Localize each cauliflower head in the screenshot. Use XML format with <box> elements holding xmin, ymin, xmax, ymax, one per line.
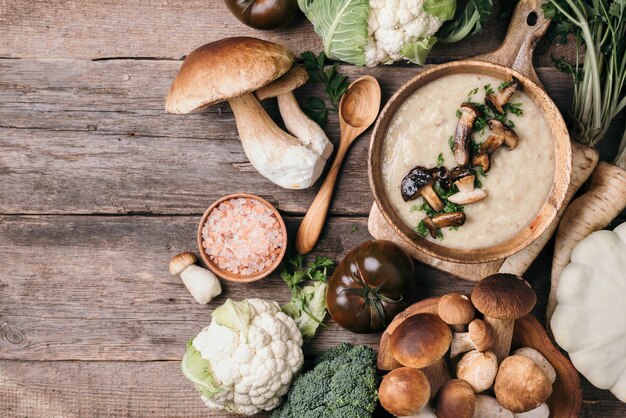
<box><xmin>182</xmin><ymin>298</ymin><xmax>304</xmax><ymax>415</ymax></box>
<box><xmin>366</xmin><ymin>0</ymin><xmax>445</xmax><ymax>66</ymax></box>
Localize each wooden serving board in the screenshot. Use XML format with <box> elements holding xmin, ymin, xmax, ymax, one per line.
<box><xmin>369</xmin><ymin>142</ymin><xmax>598</xmax><ymax>281</ymax></box>
<box><xmin>376</xmin><ymin>298</ymin><xmax>583</xmax><ymax>417</ymax></box>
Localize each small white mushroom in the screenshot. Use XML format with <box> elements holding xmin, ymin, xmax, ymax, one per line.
<box><xmin>401</xmin><ymin>404</ymin><xmax>437</xmax><ymax>418</ymax></box>
<box><xmin>457</xmin><ymin>350</ymin><xmax>498</xmax><ymax>393</ymax></box>
<box><xmin>513</xmin><ymin>347</ymin><xmax>556</xmax><ymax>384</ymax></box>
<box><xmin>473</xmin><ymin>395</ymin><xmax>515</xmax><ymax>418</ymax></box>
<box><xmin>514</xmin><ymin>403</ymin><xmax>549</xmax><ymax>418</ymax></box>
<box><xmin>169</xmin><ymin>252</ymin><xmax>222</xmax><ymax>304</ymax></box>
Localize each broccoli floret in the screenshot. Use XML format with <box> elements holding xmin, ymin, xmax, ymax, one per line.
<box><xmin>273</xmin><ymin>343</ymin><xmax>378</xmax><ymax>418</ymax></box>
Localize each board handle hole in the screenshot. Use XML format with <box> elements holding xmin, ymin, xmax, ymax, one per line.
<box><xmin>527</xmin><ymin>11</ymin><xmax>538</xmax><ymax>26</ymax></box>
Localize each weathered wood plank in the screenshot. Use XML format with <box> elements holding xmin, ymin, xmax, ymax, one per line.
<box><xmin>5</xmin><ymin>59</ymin><xmax>623</xmax><ymax>216</ymax></box>
<box><xmin>0</xmin><ymin>215</ymin><xmax>472</xmax><ymax>361</ymax></box>
<box><xmin>0</xmin><ymin>0</ymin><xmax>539</xmax><ymax>63</ymax></box>
<box><xmin>0</xmin><ymin>360</ymin><xmax>622</xmax><ymax>418</ymax></box>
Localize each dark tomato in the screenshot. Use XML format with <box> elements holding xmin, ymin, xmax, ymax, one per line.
<box><xmin>327</xmin><ymin>240</ymin><xmax>415</xmax><ymax>334</ymax></box>
<box><xmin>224</xmin><ymin>0</ymin><xmax>299</xmax><ymax>30</ymax></box>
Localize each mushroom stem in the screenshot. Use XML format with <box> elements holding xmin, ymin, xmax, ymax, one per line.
<box><xmin>482</xmin><ymin>316</ymin><xmax>514</xmax><ymax>364</ymax></box>
<box><xmin>450</xmin><ymin>332</ymin><xmax>474</xmax><ymax>358</ymax></box>
<box><xmin>228</xmin><ymin>93</ymin><xmax>325</xmax><ymax>189</ymax></box>
<box><xmin>421</xmin><ymin>184</ymin><xmax>445</xmax><ymax>212</ymax></box>
<box><xmin>276</xmin><ymin>92</ymin><xmax>334</xmax><ymax>159</ymax></box>
<box><xmin>474</xmin><ymin>395</ymin><xmax>515</xmax><ymax>418</ymax></box>
<box><xmin>169</xmin><ymin>252</ymin><xmax>222</xmax><ymax>304</ymax></box>
<box><xmin>448</xmin><ymin>188</ymin><xmax>487</xmax><ymax>205</ymax></box>
<box><xmin>422</xmin><ymin>358</ymin><xmax>452</xmax><ymax>400</ymax></box>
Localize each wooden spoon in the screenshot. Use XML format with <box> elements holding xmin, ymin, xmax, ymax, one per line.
<box><xmin>295</xmin><ymin>75</ymin><xmax>381</xmax><ymax>255</ymax></box>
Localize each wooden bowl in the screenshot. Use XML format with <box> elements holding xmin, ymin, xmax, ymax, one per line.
<box><xmin>377</xmin><ymin>297</ymin><xmax>582</xmax><ymax>417</ymax></box>
<box><xmin>368</xmin><ymin>61</ymin><xmax>571</xmax><ymax>264</ymax></box>
<box><xmin>196</xmin><ymin>193</ymin><xmax>287</xmax><ymax>283</ymax></box>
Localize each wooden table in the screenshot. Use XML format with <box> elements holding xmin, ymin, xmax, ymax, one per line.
<box><xmin>1</xmin><ymin>1</ymin><xmax>624</xmax><ymax>417</ymax></box>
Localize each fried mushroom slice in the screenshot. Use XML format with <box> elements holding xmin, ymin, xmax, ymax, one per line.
<box><xmin>485</xmin><ymin>77</ymin><xmax>521</xmax><ymax>114</ymax></box>
<box><xmin>424</xmin><ymin>212</ymin><xmax>466</xmax><ymax>238</ymax></box>
<box><xmin>401</xmin><ymin>166</ymin><xmax>445</xmax><ymax>212</ymax></box>
<box><xmin>454</xmin><ymin>103</ymin><xmax>482</xmax><ymax>165</ymax></box>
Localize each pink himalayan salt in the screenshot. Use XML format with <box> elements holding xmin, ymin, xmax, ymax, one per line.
<box><xmin>202</xmin><ymin>198</ymin><xmax>284</xmax><ymax>276</ymax></box>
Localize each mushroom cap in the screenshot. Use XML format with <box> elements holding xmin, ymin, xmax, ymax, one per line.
<box><xmin>401</xmin><ymin>166</ymin><xmax>437</xmax><ymax>201</ymax></box>
<box><xmin>494</xmin><ymin>355</ymin><xmax>553</xmax><ymax>413</ymax></box>
<box><xmin>169</xmin><ymin>252</ymin><xmax>196</xmax><ymax>275</ymax></box>
<box><xmin>438</xmin><ymin>293</ymin><xmax>475</xmax><ymax>326</ymax></box>
<box><xmin>513</xmin><ymin>347</ymin><xmax>556</xmax><ymax>384</ymax></box>
<box><xmin>468</xmin><ymin>319</ymin><xmax>494</xmax><ymax>352</ymax></box>
<box><xmin>435</xmin><ymin>379</ymin><xmax>476</xmax><ymax>418</ymax></box>
<box><xmin>165</xmin><ymin>37</ymin><xmax>294</xmax><ymax>114</ymax></box>
<box><xmin>456</xmin><ymin>350</ymin><xmax>498</xmax><ymax>393</ymax></box>
<box><xmin>471</xmin><ymin>273</ymin><xmax>536</xmax><ymax>320</ymax></box>
<box><xmin>379</xmin><ymin>367</ymin><xmax>430</xmax><ymax>416</ymax></box>
<box><xmin>390</xmin><ymin>313</ymin><xmax>452</xmax><ymax>368</ymax></box>
<box><xmin>474</xmin><ymin>395</ymin><xmax>515</xmax><ymax>418</ymax></box>
<box><xmin>255</xmin><ymin>64</ymin><xmax>309</xmax><ymax>101</ymax></box>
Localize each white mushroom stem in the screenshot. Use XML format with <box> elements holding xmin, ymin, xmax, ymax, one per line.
<box><xmin>451</xmin><ymin>332</ymin><xmax>475</xmax><ymax>358</ymax></box>
<box><xmin>228</xmin><ymin>93</ymin><xmax>326</xmax><ymax>189</ymax></box>
<box><xmin>456</xmin><ymin>350</ymin><xmax>498</xmax><ymax>393</ymax></box>
<box><xmin>514</xmin><ymin>403</ymin><xmax>549</xmax><ymax>418</ymax></box>
<box><xmin>483</xmin><ymin>316</ymin><xmax>514</xmax><ymax>364</ymax></box>
<box><xmin>474</xmin><ymin>395</ymin><xmax>515</xmax><ymax>418</ymax></box>
<box><xmin>448</xmin><ymin>188</ymin><xmax>487</xmax><ymax>205</ymax></box>
<box><xmin>422</xmin><ymin>359</ymin><xmax>451</xmax><ymax>400</ymax></box>
<box><xmin>277</xmin><ymin>92</ymin><xmax>333</xmax><ymax>159</ymax></box>
<box><xmin>179</xmin><ymin>264</ymin><xmax>222</xmax><ymax>304</ymax></box>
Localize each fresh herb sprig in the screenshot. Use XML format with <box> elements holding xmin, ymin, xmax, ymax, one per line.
<box><xmin>281</xmin><ymin>253</ymin><xmax>334</xmax><ymax>290</ymax></box>
<box><xmin>300</xmin><ymin>51</ymin><xmax>350</xmax><ymax>127</ymax></box>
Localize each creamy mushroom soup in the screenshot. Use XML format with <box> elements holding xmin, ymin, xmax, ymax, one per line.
<box><xmin>382</xmin><ymin>73</ymin><xmax>555</xmax><ymax>250</ymax></box>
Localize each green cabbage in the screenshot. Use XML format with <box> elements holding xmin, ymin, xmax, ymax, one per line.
<box><xmin>299</xmin><ymin>0</ymin><xmax>370</xmax><ymax>65</ymax></box>
<box><xmin>181</xmin><ymin>338</ymin><xmax>222</xmax><ymax>399</ymax></box>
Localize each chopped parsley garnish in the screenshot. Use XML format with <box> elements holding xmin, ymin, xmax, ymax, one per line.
<box><xmin>504</xmin><ymin>102</ymin><xmax>523</xmax><ymax>116</ymax></box>
<box><xmin>456</xmin><ymin>109</ymin><xmax>462</xmax><ymax>118</ymax></box>
<box><xmin>448</xmin><ymin>135</ymin><xmax>454</xmax><ymax>151</ymax></box>
<box><xmin>484</xmin><ymin>84</ymin><xmax>494</xmax><ymax>94</ymax></box>
<box><xmin>467</xmin><ymin>87</ymin><xmax>479</xmax><ymax>99</ymax></box>
<box><xmin>498</xmin><ymin>80</ymin><xmax>512</xmax><ymax>91</ymax></box>
<box><xmin>436</xmin><ymin>153</ymin><xmax>445</xmax><ymax>167</ymax></box>
<box><xmin>415</xmin><ymin>219</ymin><xmax>428</xmax><ymax>237</ymax></box>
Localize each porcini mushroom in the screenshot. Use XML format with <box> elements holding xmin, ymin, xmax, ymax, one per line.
<box><xmin>471</xmin><ymin>274</ymin><xmax>537</xmax><ymax>363</ymax></box>
<box><xmin>485</xmin><ymin>78</ymin><xmax>521</xmax><ymax>114</ymax></box>
<box><xmin>165</xmin><ymin>37</ymin><xmax>330</xmax><ymax>189</ymax></box>
<box><xmin>450</xmin><ymin>319</ymin><xmax>494</xmax><ymax>358</ymax></box>
<box><xmin>454</xmin><ymin>103</ymin><xmax>482</xmax><ymax>165</ymax></box>
<box><xmin>494</xmin><ymin>355</ymin><xmax>553</xmax><ymax>413</ymax></box>
<box><xmin>434</xmin><ymin>379</ymin><xmax>476</xmax><ymax>418</ymax></box>
<box><xmin>401</xmin><ymin>404</ymin><xmax>437</xmax><ymax>418</ymax></box>
<box><xmin>515</xmin><ymin>403</ymin><xmax>550</xmax><ymax>418</ymax></box>
<box><xmin>456</xmin><ymin>350</ymin><xmax>498</xmax><ymax>393</ymax></box>
<box><xmin>379</xmin><ymin>367</ymin><xmax>430</xmax><ymax>416</ymax></box>
<box><xmin>255</xmin><ymin>65</ymin><xmax>333</xmax><ymax>159</ymax></box>
<box><xmin>390</xmin><ymin>313</ymin><xmax>452</xmax><ymax>398</ymax></box>
<box><xmin>169</xmin><ymin>252</ymin><xmax>222</xmax><ymax>304</ymax></box>
<box><xmin>473</xmin><ymin>395</ymin><xmax>515</xmax><ymax>418</ymax></box>
<box><xmin>513</xmin><ymin>347</ymin><xmax>556</xmax><ymax>384</ymax></box>
<box><xmin>438</xmin><ymin>293</ymin><xmax>475</xmax><ymax>332</ymax></box>
<box><xmin>480</xmin><ymin>120</ymin><xmax>519</xmax><ymax>154</ymax></box>
<box><xmin>446</xmin><ymin>169</ymin><xmax>487</xmax><ymax>205</ymax></box>
<box><xmin>401</xmin><ymin>166</ymin><xmax>445</xmax><ymax>211</ymax></box>
<box><xmin>472</xmin><ymin>152</ymin><xmax>491</xmax><ymax>173</ymax></box>
<box><xmin>423</xmin><ymin>212</ymin><xmax>466</xmax><ymax>238</ymax></box>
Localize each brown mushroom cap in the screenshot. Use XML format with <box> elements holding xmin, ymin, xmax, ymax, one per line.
<box><xmin>379</xmin><ymin>367</ymin><xmax>430</xmax><ymax>416</ymax></box>
<box><xmin>471</xmin><ymin>274</ymin><xmax>536</xmax><ymax>320</ymax></box>
<box><xmin>435</xmin><ymin>379</ymin><xmax>476</xmax><ymax>418</ymax></box>
<box><xmin>390</xmin><ymin>313</ymin><xmax>452</xmax><ymax>368</ymax></box>
<box><xmin>494</xmin><ymin>355</ymin><xmax>553</xmax><ymax>413</ymax></box>
<box><xmin>255</xmin><ymin>64</ymin><xmax>308</xmax><ymax>101</ymax></box>
<box><xmin>468</xmin><ymin>319</ymin><xmax>494</xmax><ymax>351</ymax></box>
<box><xmin>165</xmin><ymin>37</ymin><xmax>294</xmax><ymax>114</ymax></box>
<box><xmin>438</xmin><ymin>293</ymin><xmax>475</xmax><ymax>327</ymax></box>
<box><xmin>169</xmin><ymin>252</ymin><xmax>197</xmax><ymax>275</ymax></box>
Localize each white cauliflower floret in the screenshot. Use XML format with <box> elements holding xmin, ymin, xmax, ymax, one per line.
<box><xmin>183</xmin><ymin>298</ymin><xmax>304</xmax><ymax>415</ymax></box>
<box><xmin>365</xmin><ymin>0</ymin><xmax>445</xmax><ymax>67</ymax></box>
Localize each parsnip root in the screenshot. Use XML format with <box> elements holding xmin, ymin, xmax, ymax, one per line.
<box><xmin>546</xmin><ymin>162</ymin><xmax>626</xmax><ymax>327</ymax></box>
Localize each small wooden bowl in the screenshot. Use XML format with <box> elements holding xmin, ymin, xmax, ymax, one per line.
<box><xmin>197</xmin><ymin>193</ymin><xmax>288</xmax><ymax>283</ymax></box>
<box><xmin>368</xmin><ymin>61</ymin><xmax>571</xmax><ymax>264</ymax></box>
<box><xmin>377</xmin><ymin>297</ymin><xmax>582</xmax><ymax>417</ymax></box>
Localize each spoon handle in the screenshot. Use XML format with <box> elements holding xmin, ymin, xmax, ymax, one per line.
<box><xmin>295</xmin><ymin>142</ymin><xmax>350</xmax><ymax>255</ymax></box>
